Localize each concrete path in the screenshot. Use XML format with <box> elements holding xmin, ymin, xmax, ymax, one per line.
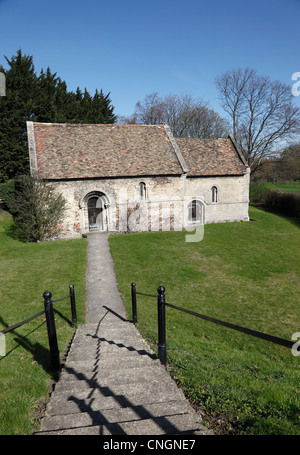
<box><xmin>36</xmin><ymin>232</ymin><xmax>212</xmax><ymax>435</ymax></box>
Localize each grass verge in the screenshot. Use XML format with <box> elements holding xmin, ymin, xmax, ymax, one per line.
<box><xmin>109</xmin><ymin>206</ymin><xmax>300</xmax><ymax>435</ymax></box>
<box><xmin>0</xmin><ymin>210</ymin><xmax>87</xmax><ymax>435</ymax></box>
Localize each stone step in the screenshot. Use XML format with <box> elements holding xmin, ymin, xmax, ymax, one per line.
<box><xmin>50</xmin><ymin>374</ymin><xmax>184</xmax><ymax>400</ymax></box>
<box><xmin>72</xmin><ymin>326</ymin><xmax>147</xmax><ymax>336</ymax></box>
<box><xmin>39</xmin><ymin>400</ymin><xmax>198</xmax><ymax>432</ymax></box>
<box><xmin>66</xmin><ymin>349</ymin><xmax>156</xmax><ymax>363</ymax></box>
<box><xmin>54</xmin><ymin>369</ymin><xmax>177</xmax><ymax>394</ymax></box>
<box><xmin>74</xmin><ymin>323</ymin><xmax>145</xmax><ymax>336</ymax></box>
<box><xmin>37</xmin><ymin>413</ymin><xmax>210</xmax><ymax>435</ymax></box>
<box><xmin>63</xmin><ymin>356</ymin><xmax>160</xmax><ymax>372</ymax></box>
<box><xmin>59</xmin><ymin>363</ymin><xmax>171</xmax><ymax>382</ymax></box>
<box><xmin>71</xmin><ymin>326</ymin><xmax>152</xmax><ymax>344</ymax></box>
<box><xmin>68</xmin><ymin>326</ymin><xmax>153</xmax><ymax>337</ymax></box>
<box><xmin>45</xmin><ymin>382</ymin><xmax>187</xmax><ymax>416</ymax></box>
<box><xmin>69</xmin><ymin>333</ymin><xmax>154</xmax><ymax>349</ymax></box>
<box><xmin>67</xmin><ymin>343</ymin><xmax>155</xmax><ymax>357</ymax></box>
<box><xmin>76</xmin><ymin>320</ymin><xmax>141</xmax><ymax>328</ymax></box>
<box><xmin>67</xmin><ymin>344</ymin><xmax>155</xmax><ymax>357</ymax></box>
<box><xmin>67</xmin><ymin>339</ymin><xmax>155</xmax><ymax>354</ymax></box>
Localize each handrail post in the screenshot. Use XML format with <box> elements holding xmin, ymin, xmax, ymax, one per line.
<box><xmin>157</xmin><ymin>285</ymin><xmax>167</xmax><ymax>367</ymax></box>
<box><xmin>43</xmin><ymin>291</ymin><xmax>61</xmax><ymax>372</ymax></box>
<box><xmin>131</xmin><ymin>282</ymin><xmax>137</xmax><ymax>323</ymax></box>
<box><xmin>69</xmin><ymin>284</ymin><xmax>77</xmax><ymax>327</ymax></box>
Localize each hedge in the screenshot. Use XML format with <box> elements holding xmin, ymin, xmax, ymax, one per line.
<box><xmin>249</xmin><ymin>181</ymin><xmax>269</xmax><ymax>203</ymax></box>
<box><xmin>264</xmin><ymin>189</ymin><xmax>300</xmax><ymax>217</ymax></box>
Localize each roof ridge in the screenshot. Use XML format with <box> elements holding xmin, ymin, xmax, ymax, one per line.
<box><xmin>30</xmin><ymin>122</ymin><xmax>166</xmax><ymax>127</ymax></box>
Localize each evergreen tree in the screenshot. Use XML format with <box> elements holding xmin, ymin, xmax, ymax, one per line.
<box><xmin>81</xmin><ymin>88</ymin><xmax>93</xmax><ymax>123</ymax></box>
<box><xmin>12</xmin><ymin>174</ymin><xmax>66</xmax><ymax>242</ymax></box>
<box><xmin>0</xmin><ymin>50</ymin><xmax>37</xmax><ymax>180</ymax></box>
<box><xmin>92</xmin><ymin>89</ymin><xmax>117</xmax><ymax>124</ymax></box>
<box><xmin>34</xmin><ymin>67</ymin><xmax>59</xmax><ymax>122</ymax></box>
<box><xmin>53</xmin><ymin>79</ymin><xmax>72</xmax><ymax>122</ymax></box>
<box><xmin>0</xmin><ymin>50</ymin><xmax>117</xmax><ymax>182</ymax></box>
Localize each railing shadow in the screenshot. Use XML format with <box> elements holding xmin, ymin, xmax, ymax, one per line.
<box><xmin>86</xmin><ymin>311</ymin><xmax>157</xmax><ymax>362</ymax></box>
<box><xmin>54</xmin><ymin>308</ymin><xmax>73</xmax><ymax>327</ymax></box>
<box><xmin>96</xmin><ymin>337</ymin><xmax>156</xmax><ymax>359</ymax></box>
<box><xmin>55</xmin><ymin>310</ymin><xmax>197</xmax><ymax>435</ymax></box>
<box><xmin>102</xmin><ymin>305</ymin><xmax>127</xmax><ymax>322</ymax></box>
<box><xmin>0</xmin><ymin>315</ymin><xmax>54</xmax><ymax>374</ymax></box>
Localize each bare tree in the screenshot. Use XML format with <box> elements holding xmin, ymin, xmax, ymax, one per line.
<box><xmin>133</xmin><ymin>92</ymin><xmax>229</xmax><ymax>139</ymax></box>
<box><xmin>215</xmin><ymin>68</ymin><xmax>300</xmax><ymax>173</ymax></box>
<box><xmin>117</xmin><ymin>114</ymin><xmax>137</xmax><ymax>124</ymax></box>
<box><xmin>134</xmin><ymin>92</ymin><xmax>166</xmax><ymax>125</ymax></box>
<box><xmin>279</xmin><ymin>143</ymin><xmax>300</xmax><ymax>180</ymax></box>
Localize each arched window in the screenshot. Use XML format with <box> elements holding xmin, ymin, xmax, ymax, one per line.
<box><xmin>139</xmin><ymin>182</ymin><xmax>147</xmax><ymax>200</ymax></box>
<box><xmin>211</xmin><ymin>186</ymin><xmax>218</xmax><ymax>203</ymax></box>
<box><xmin>188</xmin><ymin>200</ymin><xmax>203</xmax><ymax>223</ymax></box>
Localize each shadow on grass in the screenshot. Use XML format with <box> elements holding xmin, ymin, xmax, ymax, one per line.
<box><xmin>0</xmin><ymin>315</ymin><xmax>59</xmax><ymax>379</ymax></box>
<box><xmin>4</xmin><ymin>219</ymin><xmax>28</xmax><ymax>242</ymax></box>
<box><xmin>54</xmin><ymin>308</ymin><xmax>74</xmax><ymax>327</ymax></box>
<box><xmin>250</xmin><ymin>204</ymin><xmax>300</xmax><ymax>228</ymax></box>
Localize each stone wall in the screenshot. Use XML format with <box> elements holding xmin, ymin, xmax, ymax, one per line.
<box><xmin>51</xmin><ymin>170</ymin><xmax>250</xmax><ymax>239</ymax></box>
<box><xmin>185</xmin><ymin>169</ymin><xmax>250</xmax><ymax>223</ymax></box>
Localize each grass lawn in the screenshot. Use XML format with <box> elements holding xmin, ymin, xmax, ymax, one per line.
<box><xmin>0</xmin><ymin>210</ymin><xmax>87</xmax><ymax>435</ymax></box>
<box><xmin>264</xmin><ymin>181</ymin><xmax>300</xmax><ymax>193</ymax></box>
<box><xmin>109</xmin><ymin>206</ymin><xmax>300</xmax><ymax>435</ymax></box>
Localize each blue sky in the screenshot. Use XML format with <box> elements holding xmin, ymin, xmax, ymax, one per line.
<box><xmin>0</xmin><ymin>0</ymin><xmax>300</xmax><ymax>119</ymax></box>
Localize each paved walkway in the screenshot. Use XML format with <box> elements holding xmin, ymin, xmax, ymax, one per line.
<box><xmin>36</xmin><ymin>232</ymin><xmax>213</xmax><ymax>435</ymax></box>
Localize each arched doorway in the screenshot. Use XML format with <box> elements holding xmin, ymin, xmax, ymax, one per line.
<box><xmin>187</xmin><ymin>199</ymin><xmax>204</xmax><ymax>224</ymax></box>
<box><xmin>85</xmin><ymin>192</ymin><xmax>109</xmax><ymax>231</ymax></box>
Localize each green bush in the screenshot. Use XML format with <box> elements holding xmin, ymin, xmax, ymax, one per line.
<box><xmin>264</xmin><ymin>189</ymin><xmax>300</xmax><ymax>217</ymax></box>
<box><xmin>12</xmin><ymin>175</ymin><xmax>66</xmax><ymax>242</ymax></box>
<box><xmin>249</xmin><ymin>181</ymin><xmax>268</xmax><ymax>203</ymax></box>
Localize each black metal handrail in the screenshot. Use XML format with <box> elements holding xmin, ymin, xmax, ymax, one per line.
<box><xmin>0</xmin><ymin>284</ymin><xmax>77</xmax><ymax>371</ymax></box>
<box><xmin>52</xmin><ymin>284</ymin><xmax>77</xmax><ymax>328</ymax></box>
<box><xmin>131</xmin><ymin>282</ymin><xmax>294</xmax><ymax>367</ymax></box>
<box><xmin>1</xmin><ymin>310</ymin><xmax>46</xmax><ymax>334</ymax></box>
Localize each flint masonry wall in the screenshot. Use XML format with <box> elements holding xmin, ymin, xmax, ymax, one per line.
<box><xmin>52</xmin><ymin>175</ymin><xmax>184</xmax><ymax>239</ymax></box>
<box><xmin>52</xmin><ymin>170</ymin><xmax>250</xmax><ymax>239</ymax></box>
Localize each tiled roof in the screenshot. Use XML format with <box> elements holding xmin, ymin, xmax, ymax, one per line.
<box><xmin>27</xmin><ymin>122</ymin><xmax>185</xmax><ymax>179</ymax></box>
<box><xmin>175</xmin><ymin>137</ymin><xmax>247</xmax><ymax>176</ymax></box>
<box><xmin>27</xmin><ymin>122</ymin><xmax>247</xmax><ymax>180</ymax></box>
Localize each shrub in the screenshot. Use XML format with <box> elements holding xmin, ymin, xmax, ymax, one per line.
<box><xmin>249</xmin><ymin>181</ymin><xmax>268</xmax><ymax>203</ymax></box>
<box><xmin>11</xmin><ymin>174</ymin><xmax>66</xmax><ymax>242</ymax></box>
<box><xmin>264</xmin><ymin>190</ymin><xmax>300</xmax><ymax>217</ymax></box>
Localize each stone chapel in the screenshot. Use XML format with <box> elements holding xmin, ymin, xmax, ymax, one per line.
<box><xmin>27</xmin><ymin>121</ymin><xmax>250</xmax><ymax>239</ymax></box>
